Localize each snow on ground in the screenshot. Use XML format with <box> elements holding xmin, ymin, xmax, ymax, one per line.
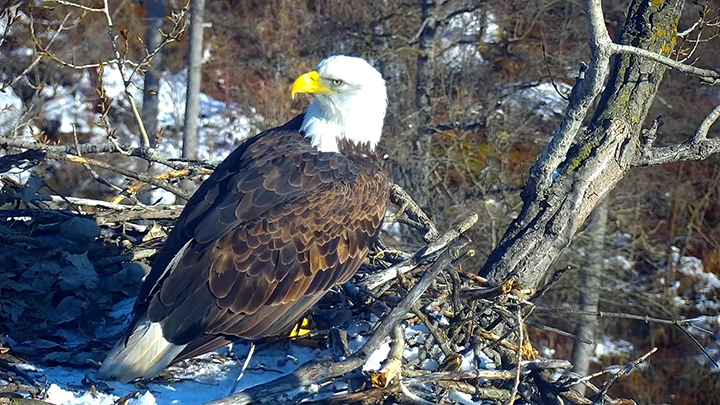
<box><xmin>19</xmin><ymin>340</ymin><xmax>325</xmax><ymax>405</ymax></box>
<box><xmin>513</xmin><ymin>82</ymin><xmax>572</xmax><ymax>121</ymax></box>
<box><xmin>5</xmin><ymin>302</ymin><xmax>506</xmax><ymax>405</ymax></box>
<box><xmin>441</xmin><ymin>10</ymin><xmax>485</xmax><ymax>67</ymax></box>
<box><xmin>594</xmin><ymin>336</ymin><xmax>634</xmax><ymax>360</ymax></box>
<box><xmin>0</xmin><ymin>86</ymin><xmax>23</xmax><ymax>136</ymax></box>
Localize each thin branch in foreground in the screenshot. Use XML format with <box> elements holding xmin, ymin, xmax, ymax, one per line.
<box><xmin>359</xmin><ymin>215</ymin><xmax>477</xmax><ymax>291</ymax></box>
<box><xmin>0</xmin><ymin>136</ymin><xmax>217</xmax><ymax>171</ymax></box>
<box><xmin>592</xmin><ymin>347</ymin><xmax>658</xmax><ymax>402</ymax></box>
<box><xmin>507</xmin><ymin>309</ymin><xmax>523</xmax><ymax>405</ymax></box>
<box><xmin>370</xmin><ymin>325</ymin><xmax>404</xmax><ymax>389</ymax></box>
<box><xmin>387</xmin><ymin>184</ymin><xmax>439</xmax><ymax>242</ymax></box>
<box><xmin>532</xmin><ymin>305</ymin><xmax>706</xmax><ymax>328</ymax></box>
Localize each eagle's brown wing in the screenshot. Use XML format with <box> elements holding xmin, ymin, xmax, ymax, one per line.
<box><xmin>132</xmin><ymin>123</ymin><xmax>388</xmax><ymax>361</ymax></box>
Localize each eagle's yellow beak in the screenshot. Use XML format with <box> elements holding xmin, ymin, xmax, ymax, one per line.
<box><xmin>291</xmin><ymin>71</ymin><xmax>335</xmax><ymax>100</ymax></box>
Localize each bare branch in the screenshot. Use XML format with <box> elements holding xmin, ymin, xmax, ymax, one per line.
<box><xmin>611</xmin><ymin>43</ymin><xmax>720</xmax><ymax>85</ymax></box>
<box><xmin>358</xmin><ymin>214</ymin><xmax>478</xmax><ymax>291</ymax></box>
<box><xmin>523</xmin><ymin>0</ymin><xmax>612</xmax><ymax>199</ymax></box>
<box><xmin>507</xmin><ymin>309</ymin><xmax>523</xmax><ymax>405</ymax></box>
<box><xmin>50</xmin><ymin>0</ymin><xmax>103</xmax><ymax>13</ymax></box>
<box><xmin>0</xmin><ymin>137</ymin><xmax>217</xmax><ymax>171</ymax></box>
<box><xmin>635</xmin><ymin>103</ymin><xmax>720</xmax><ymax>166</ymax></box>
<box><xmin>532</xmin><ymin>305</ymin><xmax>706</xmax><ymax>328</ymax></box>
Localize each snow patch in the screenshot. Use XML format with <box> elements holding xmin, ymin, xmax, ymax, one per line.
<box><xmin>594</xmin><ymin>336</ymin><xmax>634</xmax><ymax>359</ymax></box>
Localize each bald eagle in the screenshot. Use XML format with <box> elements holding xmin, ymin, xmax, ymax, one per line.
<box><xmin>99</xmin><ymin>56</ymin><xmax>390</xmax><ymax>383</ymax></box>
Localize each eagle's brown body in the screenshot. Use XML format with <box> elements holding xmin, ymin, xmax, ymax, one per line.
<box><xmin>100</xmin><ymin>113</ymin><xmax>389</xmax><ymax>382</ymax></box>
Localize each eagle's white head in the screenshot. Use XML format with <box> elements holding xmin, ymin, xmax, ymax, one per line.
<box><xmin>291</xmin><ymin>55</ymin><xmax>387</xmax><ymax>153</ymax></box>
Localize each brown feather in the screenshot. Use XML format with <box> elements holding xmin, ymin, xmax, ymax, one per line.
<box><xmin>127</xmin><ymin>116</ymin><xmax>389</xmax><ymax>364</ymax></box>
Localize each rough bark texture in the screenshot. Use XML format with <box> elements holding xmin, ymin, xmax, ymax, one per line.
<box><xmin>141</xmin><ymin>0</ymin><xmax>166</xmax><ymax>147</ymax></box>
<box><xmin>570</xmin><ymin>200</ymin><xmax>606</xmax><ymax>395</ymax></box>
<box><xmin>481</xmin><ymin>0</ymin><xmax>685</xmax><ymax>290</ymax></box>
<box><xmin>392</xmin><ymin>0</ymin><xmax>436</xmax><ymax>210</ymax></box>
<box><xmin>182</xmin><ymin>0</ymin><xmax>205</xmax><ymax>161</ymax></box>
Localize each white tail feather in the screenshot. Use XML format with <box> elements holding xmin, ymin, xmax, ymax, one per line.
<box><xmin>98</xmin><ymin>317</ymin><xmax>187</xmax><ymax>383</ymax></box>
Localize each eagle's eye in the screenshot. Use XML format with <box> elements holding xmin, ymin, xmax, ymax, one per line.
<box><xmin>331</xmin><ymin>79</ymin><xmax>343</xmax><ymax>87</ymax></box>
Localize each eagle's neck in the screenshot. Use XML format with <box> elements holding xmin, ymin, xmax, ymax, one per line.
<box><xmin>301</xmin><ymin>96</ymin><xmax>385</xmax><ymax>154</ymax></box>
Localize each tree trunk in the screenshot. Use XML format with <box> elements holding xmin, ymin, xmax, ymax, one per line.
<box><xmin>393</xmin><ymin>0</ymin><xmax>436</xmax><ymax>211</ymax></box>
<box><xmin>570</xmin><ymin>199</ymin><xmax>607</xmax><ymax>395</ymax></box>
<box><xmin>480</xmin><ymin>0</ymin><xmax>685</xmax><ymax>290</ymax></box>
<box><xmin>141</xmin><ymin>0</ymin><xmax>166</xmax><ymax>147</ymax></box>
<box><xmin>182</xmin><ymin>0</ymin><xmax>205</xmax><ymax>161</ymax></box>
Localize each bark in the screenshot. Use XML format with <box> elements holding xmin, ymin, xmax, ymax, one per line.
<box><xmin>392</xmin><ymin>0</ymin><xmax>436</xmax><ymax>210</ymax></box>
<box><xmin>182</xmin><ymin>0</ymin><xmax>205</xmax><ymax>161</ymax></box>
<box><xmin>480</xmin><ymin>0</ymin><xmax>685</xmax><ymax>290</ymax></box>
<box><xmin>141</xmin><ymin>0</ymin><xmax>166</xmax><ymax>147</ymax></box>
<box><xmin>570</xmin><ymin>199</ymin><xmax>607</xmax><ymax>395</ymax></box>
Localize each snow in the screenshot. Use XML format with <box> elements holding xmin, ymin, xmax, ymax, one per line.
<box><xmin>603</xmin><ymin>255</ymin><xmax>633</xmax><ymax>271</ymax></box>
<box><xmin>361</xmin><ymin>339</ymin><xmax>391</xmax><ymax>372</ymax></box>
<box><xmin>28</xmin><ymin>64</ymin><xmax>257</xmax><ymax>165</ymax></box>
<box><xmin>440</xmin><ymin>10</ymin><xmax>485</xmax><ymax>67</ymax></box>
<box><xmin>449</xmin><ymin>390</ymin><xmax>480</xmax><ymax>405</ymax></box>
<box><xmin>0</xmin><ymin>86</ymin><xmax>23</xmax><ymax>136</ymax></box>
<box><xmin>26</xmin><ymin>341</ymin><xmax>325</xmax><ymax>405</ymax></box>
<box><xmin>3</xmin><ymin>301</ymin><xmax>512</xmax><ymax>405</ymax></box>
<box><xmin>459</xmin><ymin>348</ymin><xmax>476</xmax><ymax>371</ymax></box>
<box><xmin>403</xmin><ymin>346</ymin><xmax>421</xmax><ymax>362</ymax></box>
<box><xmin>541</xmin><ymin>347</ymin><xmax>556</xmax><ymax>358</ymax></box>
<box><xmin>4</xmin><ymin>314</ymin><xmax>511</xmax><ymax>404</ymax></box>
<box><xmin>420</xmin><ymin>358</ymin><xmax>439</xmax><ymax>371</ymax></box>
<box><xmin>484</xmin><ymin>12</ymin><xmax>501</xmax><ymax>43</ymax></box>
<box><xmin>594</xmin><ymin>336</ymin><xmax>634</xmax><ymax>359</ymax></box>
<box><xmin>670</xmin><ymin>247</ymin><xmax>720</xmax><ymax>294</ymax></box>
<box><xmin>515</xmin><ymin>82</ymin><xmax>572</xmax><ymax>121</ymax></box>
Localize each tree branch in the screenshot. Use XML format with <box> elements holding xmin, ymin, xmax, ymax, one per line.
<box><xmin>522</xmin><ymin>0</ymin><xmax>612</xmax><ymax>204</ymax></box>
<box><xmin>610</xmin><ymin>43</ymin><xmax>720</xmax><ymax>85</ymax></box>
<box><xmin>635</xmin><ymin>103</ymin><xmax>720</xmax><ymax>166</ymax></box>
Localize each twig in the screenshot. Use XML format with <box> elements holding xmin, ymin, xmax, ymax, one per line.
<box><xmin>411</xmin><ymin>305</ymin><xmax>455</xmax><ymax>356</ymax></box>
<box><xmin>528</xmin><ymin>266</ymin><xmax>571</xmax><ymax>301</ymax></box>
<box><xmin>93</xmin><ymin>205</ymin><xmax>184</xmax><ymax>225</ymax></box>
<box><xmin>71</xmin><ymin>125</ymin><xmax>132</xmax><ymax>199</ymax></box>
<box><xmin>0</xmin><ymin>137</ymin><xmax>217</xmax><ymax>170</ymax></box>
<box><xmin>388</xmin><ymin>184</ymin><xmax>439</xmax><ymax>242</ymax></box>
<box><xmin>507</xmin><ymin>309</ymin><xmax>523</xmax><ymax>405</ymax></box>
<box><xmin>50</xmin><ymin>0</ymin><xmax>103</xmax><ymax>13</ymax></box>
<box><xmin>674</xmin><ymin>323</ymin><xmax>719</xmax><ymax>368</ymax></box>
<box><xmin>7</xmin><ymin>12</ymin><xmax>73</xmax><ymax>88</ymax></box>
<box><xmin>398</xmin><ymin>382</ymin><xmax>435</xmax><ymax>405</ymax></box>
<box><xmin>44</xmin><ymin>195</ymin><xmax>141</xmax><ymax>210</ymax></box>
<box><xmin>359</xmin><ymin>215</ymin><xmax>478</xmax><ymax>291</ymax></box>
<box><xmin>62</xmin><ymin>154</ymin><xmax>193</xmax><ymax>200</ymax></box>
<box><xmin>532</xmin><ymin>305</ymin><xmax>709</xmax><ymax>328</ymax></box>
<box><xmin>402</xmin><ymin>369</ymin><xmax>516</xmax><ymax>382</ymax></box>
<box><xmin>526</xmin><ymin>321</ymin><xmax>592</xmax><ymax>344</ymax></box>
<box><xmin>592</xmin><ymin>347</ymin><xmax>658</xmax><ymax>404</ymax></box>
<box><xmin>229</xmin><ymin>342</ymin><xmax>256</xmax><ymax>395</ymax></box>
